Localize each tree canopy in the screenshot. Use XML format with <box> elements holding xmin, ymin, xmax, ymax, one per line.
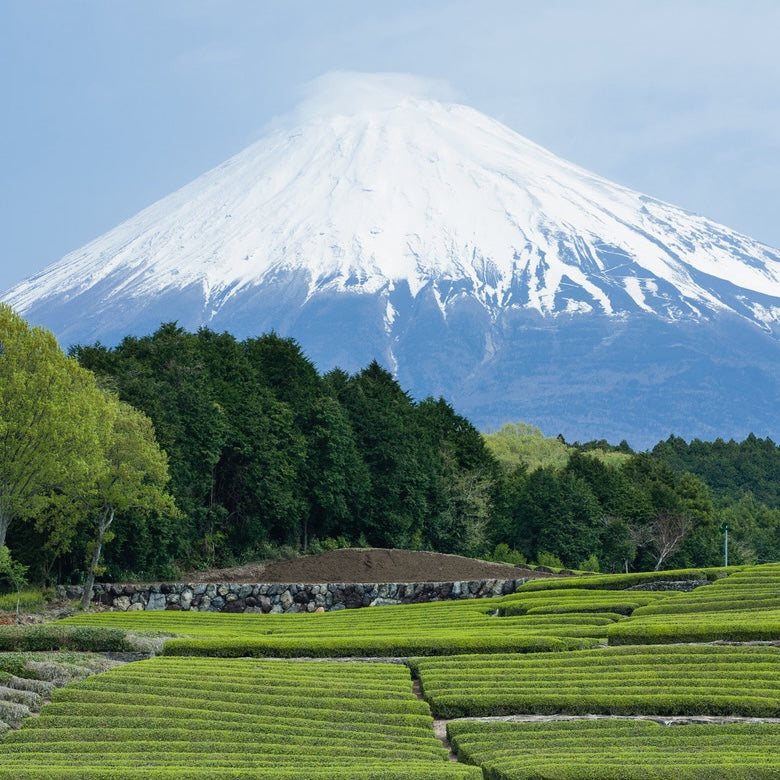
<box><xmin>2</xmin><ymin>310</ymin><xmax>777</xmax><ymax>585</ymax></box>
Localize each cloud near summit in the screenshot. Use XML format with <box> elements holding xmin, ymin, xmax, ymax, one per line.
<box><xmin>281</xmin><ymin>71</ymin><xmax>461</xmax><ymax>125</ymax></box>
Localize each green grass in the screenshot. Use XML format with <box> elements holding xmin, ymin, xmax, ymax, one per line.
<box><xmin>0</xmin><ymin>590</ymin><xmax>46</xmax><ymax>613</ymax></box>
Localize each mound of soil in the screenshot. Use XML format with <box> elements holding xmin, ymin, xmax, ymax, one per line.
<box><xmin>185</xmin><ymin>548</ymin><xmax>553</xmax><ymax>584</ymax></box>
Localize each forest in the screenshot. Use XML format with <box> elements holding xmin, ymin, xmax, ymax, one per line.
<box><xmin>2</xmin><ymin>306</ymin><xmax>779</xmax><ymax>588</ymax></box>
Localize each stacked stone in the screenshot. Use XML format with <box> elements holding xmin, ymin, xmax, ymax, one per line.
<box><xmin>626</xmin><ymin>580</ymin><xmax>712</xmax><ymax>592</ymax></box>
<box><xmin>59</xmin><ymin>578</ymin><xmax>529</xmax><ymax>613</ymax></box>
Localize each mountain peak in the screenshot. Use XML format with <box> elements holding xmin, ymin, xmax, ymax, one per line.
<box><xmin>6</xmin><ymin>72</ymin><xmax>780</xmax><ymax>336</ymax></box>
<box><xmin>3</xmin><ymin>72</ymin><xmax>780</xmax><ymax>445</ymax></box>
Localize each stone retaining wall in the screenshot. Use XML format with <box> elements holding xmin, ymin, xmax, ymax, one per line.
<box><xmin>59</xmin><ymin>579</ymin><xmax>530</xmax><ymax>613</ymax></box>
<box><xmin>627</xmin><ymin>580</ymin><xmax>712</xmax><ymax>592</ymax></box>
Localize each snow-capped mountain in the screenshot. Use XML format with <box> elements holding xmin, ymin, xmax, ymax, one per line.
<box><xmin>4</xmin><ymin>74</ymin><xmax>780</xmax><ymax>447</ymax></box>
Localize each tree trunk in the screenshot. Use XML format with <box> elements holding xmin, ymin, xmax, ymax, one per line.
<box><xmin>0</xmin><ymin>510</ymin><xmax>11</xmax><ymax>550</ymax></box>
<box><xmin>81</xmin><ymin>507</ymin><xmax>115</xmax><ymax>609</ymax></box>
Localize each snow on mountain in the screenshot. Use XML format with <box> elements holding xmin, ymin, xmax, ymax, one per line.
<box><xmin>4</xmin><ymin>73</ymin><xmax>780</xmax><ymax>446</ymax></box>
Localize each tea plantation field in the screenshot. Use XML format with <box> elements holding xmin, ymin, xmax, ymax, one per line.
<box><xmin>1</xmin><ymin>563</ymin><xmax>778</xmax><ymax>778</ymax></box>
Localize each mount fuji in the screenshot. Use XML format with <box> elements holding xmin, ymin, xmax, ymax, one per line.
<box><xmin>4</xmin><ymin>73</ymin><xmax>780</xmax><ymax>447</ymax></box>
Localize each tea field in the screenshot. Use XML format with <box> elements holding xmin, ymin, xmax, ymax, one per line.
<box><xmin>1</xmin><ymin>563</ymin><xmax>778</xmax><ymax>778</ymax></box>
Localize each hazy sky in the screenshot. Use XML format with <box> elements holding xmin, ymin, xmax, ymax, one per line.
<box><xmin>2</xmin><ymin>0</ymin><xmax>779</xmax><ymax>291</ymax></box>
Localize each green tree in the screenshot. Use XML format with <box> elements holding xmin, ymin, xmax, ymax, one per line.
<box><xmin>304</xmin><ymin>395</ymin><xmax>369</xmax><ymax>548</ymax></box>
<box><xmin>0</xmin><ymin>304</ymin><xmax>104</xmax><ymax>551</ymax></box>
<box><xmin>0</xmin><ymin>545</ymin><xmax>28</xmax><ymax>620</ymax></box>
<box><xmin>415</xmin><ymin>398</ymin><xmax>499</xmax><ymax>556</ymax></box>
<box><xmin>507</xmin><ymin>467</ymin><xmax>602</xmax><ymax>567</ymax></box>
<box><xmin>336</xmin><ymin>361</ymin><xmax>429</xmax><ymax>547</ymax></box>
<box><xmin>717</xmin><ymin>492</ymin><xmax>780</xmax><ymax>564</ymax></box>
<box><xmin>621</xmin><ymin>454</ymin><xmax>716</xmax><ymax>569</ymax></box>
<box><xmin>75</xmin><ymin>324</ymin><xmax>227</xmax><ymax>568</ymax></box>
<box><xmin>80</xmin><ymin>394</ymin><xmax>177</xmax><ymax>607</ymax></box>
<box><xmin>483</xmin><ymin>422</ymin><xmax>571</xmax><ymax>472</ymax></box>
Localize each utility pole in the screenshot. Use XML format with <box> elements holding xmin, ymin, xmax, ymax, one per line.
<box><xmin>720</xmin><ymin>522</ymin><xmax>729</xmax><ymax>567</ymax></box>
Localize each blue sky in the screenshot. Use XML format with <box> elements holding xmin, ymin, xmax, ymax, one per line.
<box><xmin>2</xmin><ymin>0</ymin><xmax>779</xmax><ymax>292</ymax></box>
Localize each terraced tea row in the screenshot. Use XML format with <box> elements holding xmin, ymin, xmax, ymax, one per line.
<box><xmin>497</xmin><ymin>588</ymin><xmax>671</xmax><ymax>616</ymax></box>
<box><xmin>607</xmin><ymin>563</ymin><xmax>780</xmax><ymax>644</ymax></box>
<box><xmin>59</xmin><ymin>599</ymin><xmax>605</xmax><ymax>656</ymax></box>
<box><xmin>53</xmin><ymin>563</ymin><xmax>780</xmax><ymax>653</ymax></box>
<box><xmin>511</xmin><ymin>567</ymin><xmax>730</xmax><ymax>592</ymax></box>
<box><xmin>0</xmin><ymin>653</ymin><xmax>121</xmax><ymax>733</ymax></box>
<box><xmin>0</xmin><ymin>657</ymin><xmax>481</xmax><ymax>779</ymax></box>
<box><xmin>410</xmin><ymin>645</ymin><xmax>780</xmax><ymax>718</ymax></box>
<box><xmin>447</xmin><ymin>719</ymin><xmax>780</xmax><ymax>779</ymax></box>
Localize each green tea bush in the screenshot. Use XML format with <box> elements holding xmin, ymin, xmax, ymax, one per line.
<box><xmin>608</xmin><ymin>609</ymin><xmax>780</xmax><ymax>644</ymax></box>
<box><xmin>0</xmin><ymin>625</ymin><xmax>133</xmax><ymax>653</ymax></box>
<box><xmin>59</xmin><ymin>598</ymin><xmax>608</xmax><ymax>656</ymax></box>
<box><xmin>161</xmin><ymin>633</ymin><xmax>583</xmax><ymax>658</ymax></box>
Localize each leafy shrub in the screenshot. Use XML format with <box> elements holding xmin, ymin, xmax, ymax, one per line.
<box><xmin>489</xmin><ymin>543</ymin><xmax>528</xmax><ymax>566</ymax></box>
<box><xmin>577</xmin><ymin>553</ymin><xmax>600</xmax><ymax>572</ymax></box>
<box><xmin>535</xmin><ymin>551</ymin><xmax>564</xmax><ymax>568</ymax></box>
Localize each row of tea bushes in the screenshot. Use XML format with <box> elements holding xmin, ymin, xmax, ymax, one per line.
<box><xmin>0</xmin><ymin>653</ymin><xmax>121</xmax><ymax>733</ymax></box>
<box><xmin>59</xmin><ymin>599</ymin><xmax>604</xmax><ymax>657</ymax></box>
<box><xmin>0</xmin><ymin>625</ymin><xmax>134</xmax><ymax>653</ymax></box>
<box><xmin>496</xmin><ymin>588</ymin><xmax>673</xmax><ymax>616</ymax></box>
<box><xmin>629</xmin><ymin>563</ymin><xmax>780</xmax><ymax>616</ymax></box>
<box><xmin>447</xmin><ymin>719</ymin><xmax>780</xmax><ymax>780</ymax></box>
<box><xmin>607</xmin><ymin>608</ymin><xmax>780</xmax><ymax>644</ymax></box>
<box><xmin>0</xmin><ymin>657</ymin><xmax>482</xmax><ymax>779</ymax></box>
<box><xmin>511</xmin><ymin>568</ymin><xmax>730</xmax><ymax>592</ymax></box>
<box><xmin>409</xmin><ymin>645</ymin><xmax>780</xmax><ymax>718</ymax></box>
<box><xmin>608</xmin><ymin>564</ymin><xmax>780</xmax><ymax>644</ymax></box>
<box><xmin>56</xmin><ymin>564</ymin><xmax>780</xmax><ymax>658</ymax></box>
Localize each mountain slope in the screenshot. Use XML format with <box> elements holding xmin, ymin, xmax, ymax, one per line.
<box><xmin>3</xmin><ymin>77</ymin><xmax>780</xmax><ymax>446</ymax></box>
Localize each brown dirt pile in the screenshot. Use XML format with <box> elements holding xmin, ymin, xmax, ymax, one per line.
<box><xmin>185</xmin><ymin>547</ymin><xmax>552</xmax><ymax>584</ymax></box>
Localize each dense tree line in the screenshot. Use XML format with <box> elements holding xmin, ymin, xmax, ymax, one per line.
<box><xmin>2</xmin><ymin>311</ymin><xmax>778</xmax><ymax>587</ymax></box>
<box><xmin>651</xmin><ymin>435</ymin><xmax>780</xmax><ymax>564</ymax></box>
<box><xmin>68</xmin><ymin>324</ymin><xmax>500</xmax><ymax>580</ymax></box>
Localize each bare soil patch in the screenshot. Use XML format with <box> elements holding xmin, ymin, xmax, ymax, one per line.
<box><xmin>184</xmin><ymin>547</ymin><xmax>551</xmax><ymax>584</ymax></box>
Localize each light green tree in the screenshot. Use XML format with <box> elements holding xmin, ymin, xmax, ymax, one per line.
<box><xmin>0</xmin><ymin>545</ymin><xmax>28</xmax><ymax>621</ymax></box>
<box><xmin>483</xmin><ymin>422</ymin><xmax>572</xmax><ymax>472</ymax></box>
<box><xmin>0</xmin><ymin>304</ymin><xmax>104</xmax><ymax>550</ymax></box>
<box><xmin>81</xmin><ymin>394</ymin><xmax>177</xmax><ymax>607</ymax></box>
